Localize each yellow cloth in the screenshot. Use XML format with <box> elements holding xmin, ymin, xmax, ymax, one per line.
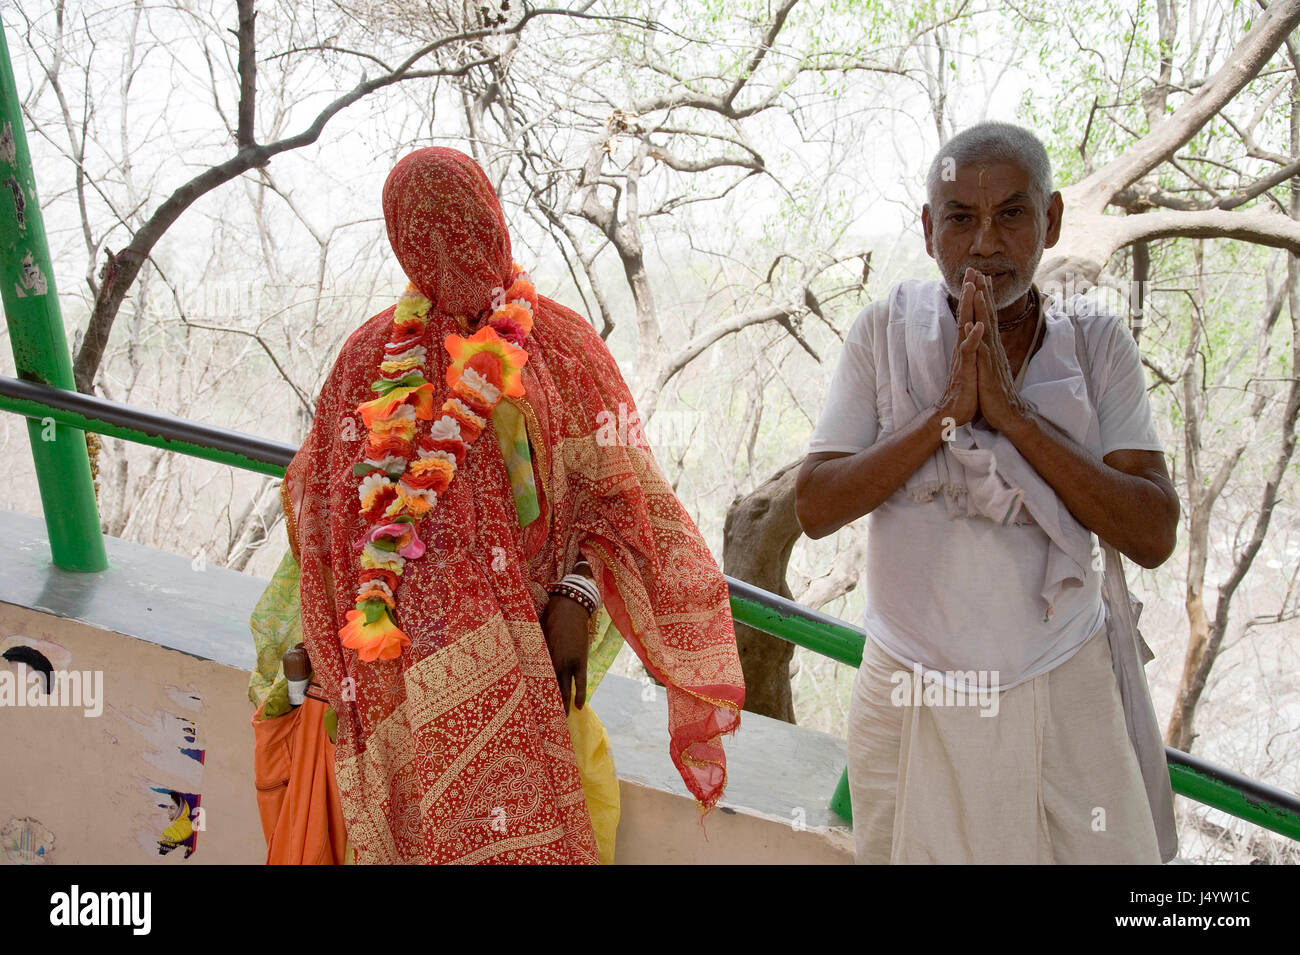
<box><xmin>568</xmin><ymin>688</ymin><xmax>620</xmax><ymax>865</ymax></box>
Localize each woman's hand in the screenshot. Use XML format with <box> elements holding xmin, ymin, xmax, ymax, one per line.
<box><xmin>542</xmin><ymin>594</ymin><xmax>589</xmax><ymax>713</ymax></box>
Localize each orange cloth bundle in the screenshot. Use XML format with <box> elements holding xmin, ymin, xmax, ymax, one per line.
<box><xmin>251</xmin><ymin>695</ymin><xmax>348</xmax><ymax>865</ymax></box>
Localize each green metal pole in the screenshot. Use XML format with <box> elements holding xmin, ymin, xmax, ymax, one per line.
<box><xmin>829</xmin><ymin>768</ymin><xmax>853</xmax><ymax>821</ymax></box>
<box><xmin>0</xmin><ymin>24</ymin><xmax>107</xmax><ymax>571</ymax></box>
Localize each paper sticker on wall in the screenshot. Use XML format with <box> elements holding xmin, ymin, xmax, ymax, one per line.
<box><xmin>150</xmin><ymin>788</ymin><xmax>200</xmax><ymax>859</ymax></box>
<box><xmin>0</xmin><ymin>123</ymin><xmax>14</xmax><ymax>166</ymax></box>
<box><xmin>1</xmin><ymin>816</ymin><xmax>55</xmax><ymax>865</ymax></box>
<box><xmin>164</xmin><ymin>686</ymin><xmax>202</xmax><ymax>712</ymax></box>
<box><xmin>113</xmin><ymin>705</ymin><xmax>206</xmax><ymax>787</ymax></box>
<box><xmin>115</xmin><ymin>694</ymin><xmax>206</xmax><ymax>861</ymax></box>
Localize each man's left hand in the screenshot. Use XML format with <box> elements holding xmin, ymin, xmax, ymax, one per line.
<box><xmin>542</xmin><ymin>594</ymin><xmax>589</xmax><ymax>714</ymax></box>
<box><xmin>971</xmin><ymin>270</ymin><xmax>1030</xmax><ymax>433</ymax></box>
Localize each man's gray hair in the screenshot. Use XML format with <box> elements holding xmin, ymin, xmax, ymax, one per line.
<box><xmin>925</xmin><ymin>121</ymin><xmax>1054</xmax><ymax>208</ymax></box>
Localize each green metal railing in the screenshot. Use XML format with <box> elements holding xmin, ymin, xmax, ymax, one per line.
<box><xmin>3</xmin><ymin>375</ymin><xmax>1300</xmax><ymax>845</ymax></box>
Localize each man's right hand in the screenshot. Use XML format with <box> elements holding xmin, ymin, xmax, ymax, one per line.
<box><xmin>796</xmin><ymin>275</ymin><xmax>982</xmax><ymax>539</ymax></box>
<box><xmin>935</xmin><ymin>276</ymin><xmax>984</xmax><ymax>427</ymax></box>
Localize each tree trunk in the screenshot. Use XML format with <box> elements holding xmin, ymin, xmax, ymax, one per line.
<box><xmin>1168</xmin><ymin>582</ymin><xmax>1210</xmax><ymax>751</ymax></box>
<box><xmin>722</xmin><ymin>459</ymin><xmax>803</xmax><ymax>722</ymax></box>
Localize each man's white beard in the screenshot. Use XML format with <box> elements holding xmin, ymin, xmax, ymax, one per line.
<box><xmin>939</xmin><ymin>246</ymin><xmax>1043</xmax><ymax>310</ymax></box>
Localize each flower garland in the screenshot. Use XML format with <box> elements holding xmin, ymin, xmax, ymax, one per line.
<box><xmin>339</xmin><ymin>264</ymin><xmax>538</xmax><ymax>662</ymax></box>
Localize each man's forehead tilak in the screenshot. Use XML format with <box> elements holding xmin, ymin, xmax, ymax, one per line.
<box><xmin>938</xmin><ymin>163</ymin><xmax>1033</xmax><ymax>223</ymax></box>
<box><xmin>976</xmin><ymin>165</ymin><xmax>992</xmax><ymax>227</ymax></box>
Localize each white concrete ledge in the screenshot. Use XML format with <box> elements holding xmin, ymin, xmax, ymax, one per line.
<box><xmin>0</xmin><ymin>509</ymin><xmax>852</xmax><ymax>864</ymax></box>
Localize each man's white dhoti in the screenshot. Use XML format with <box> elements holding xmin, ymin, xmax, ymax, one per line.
<box><xmin>847</xmin><ymin>626</ymin><xmax>1161</xmax><ymax>864</ymax></box>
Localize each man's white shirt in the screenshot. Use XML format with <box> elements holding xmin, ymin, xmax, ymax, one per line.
<box><xmin>807</xmin><ymin>288</ymin><xmax>1164</xmax><ymax>690</ymax></box>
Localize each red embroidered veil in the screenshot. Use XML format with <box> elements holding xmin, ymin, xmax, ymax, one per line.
<box><xmin>280</xmin><ymin>147</ymin><xmax>746</xmax><ymax>863</ymax></box>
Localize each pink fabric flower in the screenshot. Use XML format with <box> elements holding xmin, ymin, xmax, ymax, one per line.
<box><xmin>366</xmin><ymin>522</ymin><xmax>426</xmax><ymax>559</ymax></box>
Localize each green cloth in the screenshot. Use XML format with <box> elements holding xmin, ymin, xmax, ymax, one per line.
<box><xmin>492</xmin><ymin>399</ymin><xmax>541</xmax><ymax>527</ymax></box>
<box><xmin>586</xmin><ymin>607</ymin><xmax>622</xmax><ymax>694</ymax></box>
<box><xmin>248</xmin><ymin>548</ymin><xmax>304</xmax><ymax>720</ymax></box>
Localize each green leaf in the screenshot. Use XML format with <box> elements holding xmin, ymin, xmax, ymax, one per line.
<box><xmin>371</xmin><ymin>373</ymin><xmax>426</xmax><ymax>395</ymax></box>
<box><xmin>361</xmin><ymin>599</ymin><xmax>388</xmax><ymax>625</ymax></box>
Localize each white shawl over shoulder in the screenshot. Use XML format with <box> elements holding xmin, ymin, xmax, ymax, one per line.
<box><xmin>881</xmin><ymin>279</ymin><xmax>1103</xmax><ymax>619</ymax></box>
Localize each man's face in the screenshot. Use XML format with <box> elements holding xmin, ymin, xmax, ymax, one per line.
<box><xmin>922</xmin><ymin>159</ymin><xmax>1062</xmax><ymax>309</ymax></box>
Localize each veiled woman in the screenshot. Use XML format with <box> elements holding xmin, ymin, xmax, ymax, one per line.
<box><xmin>251</xmin><ymin>147</ymin><xmax>745</xmax><ymax>864</ymax></box>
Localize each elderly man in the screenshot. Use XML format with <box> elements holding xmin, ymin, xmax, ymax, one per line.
<box><xmin>795</xmin><ymin>121</ymin><xmax>1179</xmax><ymax>864</ymax></box>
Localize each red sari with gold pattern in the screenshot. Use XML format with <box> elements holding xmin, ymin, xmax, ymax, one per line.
<box><xmin>280</xmin><ymin>148</ymin><xmax>746</xmax><ymax>863</ymax></box>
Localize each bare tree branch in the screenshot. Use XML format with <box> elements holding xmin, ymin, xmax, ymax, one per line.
<box><xmin>1073</xmin><ymin>0</ymin><xmax>1300</xmax><ymax>210</ymax></box>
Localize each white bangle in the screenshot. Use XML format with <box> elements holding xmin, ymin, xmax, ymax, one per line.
<box><xmin>560</xmin><ymin>572</ymin><xmax>600</xmax><ymax>607</ymax></box>
<box><xmin>565</xmin><ymin>574</ymin><xmax>599</xmax><ymax>605</ymax></box>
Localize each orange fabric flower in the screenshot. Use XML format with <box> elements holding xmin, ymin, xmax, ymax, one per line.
<box><xmin>493</xmin><ymin>300</ymin><xmax>534</xmax><ymax>338</ymax></box>
<box><xmin>356</xmin><ymin>585</ymin><xmax>395</xmax><ymax>610</ymax></box>
<box><xmin>442</xmin><ymin>397</ymin><xmax>486</xmax><ymax>443</ymax></box>
<box><xmin>367</xmin><ymin>433</ymin><xmax>414</xmax><ymax>459</ymax></box>
<box><xmin>357</xmin><ymin>382</ymin><xmax>435</xmax><ymax>428</ymax></box>
<box><xmin>340</xmin><ymin>608</ymin><xmax>410</xmax><ymax>662</ymax></box>
<box><xmin>406</xmin><ymin>456</ymin><xmax>455</xmax><ymax>493</ymax></box>
<box><xmin>445</xmin><ymin>326</ymin><xmax>528</xmax><ymax>399</ymax></box>
<box><xmin>423</xmin><ymin>436</ymin><xmax>467</xmax><ymax>465</ymax></box>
